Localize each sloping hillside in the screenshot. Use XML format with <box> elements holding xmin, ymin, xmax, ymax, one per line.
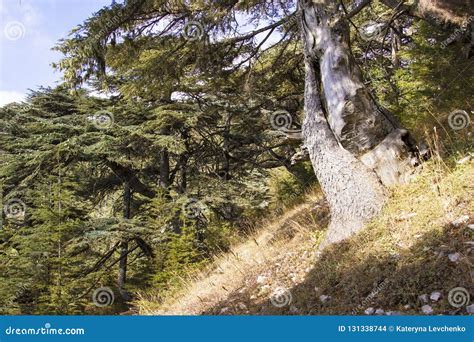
<box><xmin>137</xmin><ymin>155</ymin><xmax>474</xmax><ymax>315</ymax></box>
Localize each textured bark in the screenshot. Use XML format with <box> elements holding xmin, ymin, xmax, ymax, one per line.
<box><xmin>300</xmin><ymin>0</ymin><xmax>419</xmax><ymax>186</ymax></box>
<box><xmin>391</xmin><ymin>21</ymin><xmax>401</xmax><ymax>69</ymax></box>
<box><xmin>159</xmin><ymin>126</ymin><xmax>171</xmax><ymax>190</ymax></box>
<box><xmin>117</xmin><ymin>181</ymin><xmax>131</xmax><ymax>301</ymax></box>
<box><xmin>106</xmin><ymin>161</ymin><xmax>155</xmax><ymax>198</ymax></box>
<box><xmin>299</xmin><ymin>3</ymin><xmax>386</xmax><ymax>244</ymax></box>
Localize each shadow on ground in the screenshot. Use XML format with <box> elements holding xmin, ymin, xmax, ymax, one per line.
<box><xmin>202</xmin><ymin>219</ymin><xmax>473</xmax><ymax>315</ymax></box>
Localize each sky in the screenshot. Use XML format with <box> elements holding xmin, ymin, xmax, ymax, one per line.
<box><xmin>0</xmin><ymin>0</ymin><xmax>112</xmax><ymax>106</ymax></box>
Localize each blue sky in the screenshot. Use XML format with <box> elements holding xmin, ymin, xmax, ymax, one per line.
<box><xmin>0</xmin><ymin>0</ymin><xmax>112</xmax><ymax>106</ymax></box>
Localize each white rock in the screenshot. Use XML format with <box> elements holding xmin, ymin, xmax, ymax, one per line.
<box><xmin>456</xmin><ymin>156</ymin><xmax>471</xmax><ymax>164</ymax></box>
<box><xmin>398</xmin><ymin>212</ymin><xmax>417</xmax><ymax>220</ymax></box>
<box><xmin>448</xmin><ymin>252</ymin><xmax>461</xmax><ymax>262</ymax></box>
<box><xmin>452</xmin><ymin>215</ymin><xmax>470</xmax><ymax>227</ymax></box>
<box><xmin>314</xmin><ymin>286</ymin><xmax>320</xmax><ymax>293</ymax></box>
<box><xmin>237</xmin><ymin>302</ymin><xmax>247</xmax><ymax>311</ymax></box>
<box><xmin>466</xmin><ymin>304</ymin><xmax>474</xmax><ymax>314</ymax></box>
<box><xmin>289</xmin><ymin>305</ymin><xmax>299</xmax><ymax>313</ymax></box>
<box><xmin>319</xmin><ymin>295</ymin><xmax>331</xmax><ymax>303</ymax></box>
<box><xmin>421</xmin><ymin>305</ymin><xmax>433</xmax><ymax>314</ymax></box>
<box><xmin>256</xmin><ymin>275</ymin><xmax>267</xmax><ymax>284</ymax></box>
<box><xmin>430</xmin><ymin>291</ymin><xmax>442</xmax><ymax>302</ymax></box>
<box><xmin>386</xmin><ymin>311</ymin><xmax>402</xmax><ymax>316</ymax></box>
<box><xmin>418</xmin><ymin>294</ymin><xmax>429</xmax><ymax>303</ymax></box>
<box><xmin>260</xmin><ymin>285</ymin><xmax>271</xmax><ymax>293</ymax></box>
<box><xmin>364</xmin><ymin>307</ymin><xmax>375</xmax><ymax>315</ymax></box>
<box><xmin>375</xmin><ymin>308</ymin><xmax>385</xmax><ymax>315</ymax></box>
<box><xmin>467</xmin><ymin>224</ymin><xmax>474</xmax><ymax>230</ymax></box>
<box><xmin>403</xmin><ymin>304</ymin><xmax>411</xmax><ymax>310</ymax></box>
<box><xmin>220</xmin><ymin>307</ymin><xmax>230</xmax><ymax>314</ymax></box>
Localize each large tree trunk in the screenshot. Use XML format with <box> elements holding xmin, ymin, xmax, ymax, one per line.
<box><xmin>298</xmin><ymin>0</ymin><xmax>420</xmax><ymax>243</ymax></box>
<box><xmin>300</xmin><ymin>40</ymin><xmax>386</xmax><ymax>245</ymax></box>
<box><xmin>300</xmin><ymin>0</ymin><xmax>420</xmax><ymax>187</ymax></box>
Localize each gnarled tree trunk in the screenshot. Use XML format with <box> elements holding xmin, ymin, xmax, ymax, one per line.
<box><xmin>300</xmin><ymin>0</ymin><xmax>419</xmax><ymax>186</ymax></box>
<box><xmin>298</xmin><ymin>0</ymin><xmax>420</xmax><ymax>243</ymax></box>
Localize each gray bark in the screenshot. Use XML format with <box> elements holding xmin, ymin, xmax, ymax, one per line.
<box><xmin>159</xmin><ymin>126</ymin><xmax>171</xmax><ymax>190</ymax></box>
<box><xmin>118</xmin><ymin>181</ymin><xmax>131</xmax><ymax>301</ymax></box>
<box><xmin>299</xmin><ymin>9</ymin><xmax>385</xmax><ymax>244</ymax></box>
<box><xmin>300</xmin><ymin>0</ymin><xmax>419</xmax><ymax>187</ymax></box>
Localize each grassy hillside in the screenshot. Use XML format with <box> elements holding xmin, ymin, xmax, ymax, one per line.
<box><xmin>136</xmin><ymin>152</ymin><xmax>473</xmax><ymax>315</ymax></box>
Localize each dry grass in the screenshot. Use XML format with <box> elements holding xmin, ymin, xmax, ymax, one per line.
<box><xmin>136</xmin><ymin>188</ymin><xmax>328</xmax><ymax>315</ymax></box>
<box><xmin>136</xmin><ymin>154</ymin><xmax>473</xmax><ymax>315</ymax></box>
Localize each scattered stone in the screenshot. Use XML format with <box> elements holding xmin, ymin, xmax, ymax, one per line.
<box><xmin>452</xmin><ymin>215</ymin><xmax>470</xmax><ymax>227</ymax></box>
<box><xmin>256</xmin><ymin>275</ymin><xmax>267</xmax><ymax>284</ymax></box>
<box><xmin>386</xmin><ymin>311</ymin><xmax>402</xmax><ymax>316</ymax></box>
<box><xmin>418</xmin><ymin>294</ymin><xmax>429</xmax><ymax>304</ymax></box>
<box><xmin>258</xmin><ymin>285</ymin><xmax>271</xmax><ymax>295</ymax></box>
<box><xmin>314</xmin><ymin>286</ymin><xmax>320</xmax><ymax>293</ymax></box>
<box><xmin>237</xmin><ymin>302</ymin><xmax>247</xmax><ymax>311</ymax></box>
<box><xmin>375</xmin><ymin>308</ymin><xmax>385</xmax><ymax>315</ymax></box>
<box><xmin>456</xmin><ymin>155</ymin><xmax>471</xmax><ymax>164</ymax></box>
<box><xmin>467</xmin><ymin>224</ymin><xmax>474</xmax><ymax>231</ymax></box>
<box><xmin>364</xmin><ymin>307</ymin><xmax>375</xmax><ymax>315</ymax></box>
<box><xmin>398</xmin><ymin>213</ymin><xmax>417</xmax><ymax>221</ymax></box>
<box><xmin>403</xmin><ymin>304</ymin><xmax>411</xmax><ymax>310</ymax></box>
<box><xmin>319</xmin><ymin>295</ymin><xmax>331</xmax><ymax>303</ymax></box>
<box><xmin>220</xmin><ymin>307</ymin><xmax>230</xmax><ymax>314</ymax></box>
<box><xmin>289</xmin><ymin>305</ymin><xmax>299</xmax><ymax>313</ymax></box>
<box><xmin>290</xmin><ymin>273</ymin><xmax>297</xmax><ymax>283</ymax></box>
<box><xmin>430</xmin><ymin>292</ymin><xmax>442</xmax><ymax>302</ymax></box>
<box><xmin>448</xmin><ymin>252</ymin><xmax>461</xmax><ymax>262</ymax></box>
<box><xmin>466</xmin><ymin>304</ymin><xmax>474</xmax><ymax>314</ymax></box>
<box><xmin>421</xmin><ymin>305</ymin><xmax>433</xmax><ymax>315</ymax></box>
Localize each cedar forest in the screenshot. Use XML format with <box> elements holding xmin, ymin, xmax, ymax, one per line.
<box><xmin>0</xmin><ymin>0</ymin><xmax>472</xmax><ymax>314</ymax></box>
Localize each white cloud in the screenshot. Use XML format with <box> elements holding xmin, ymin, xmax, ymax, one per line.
<box><xmin>0</xmin><ymin>90</ymin><xmax>25</xmax><ymax>106</ymax></box>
